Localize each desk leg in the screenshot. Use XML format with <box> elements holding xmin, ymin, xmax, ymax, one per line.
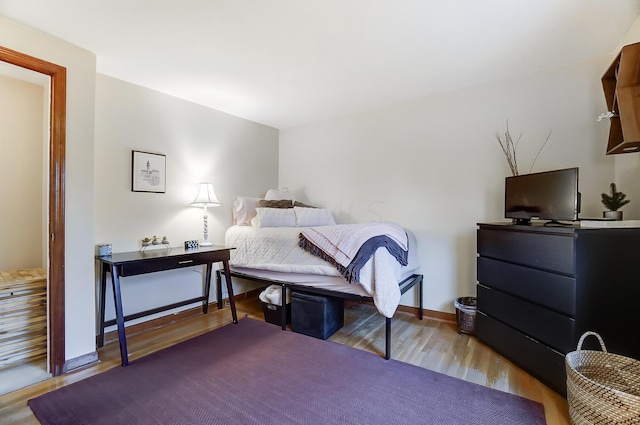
<box><xmin>203</xmin><ymin>263</ymin><xmax>212</xmax><ymax>314</ymax></box>
<box><xmin>97</xmin><ymin>263</ymin><xmax>108</xmax><ymax>347</ymax></box>
<box><xmin>222</xmin><ymin>260</ymin><xmax>238</xmax><ymax>324</ymax></box>
<box><xmin>110</xmin><ymin>266</ymin><xmax>129</xmax><ymax>366</ymax></box>
<box><xmin>216</xmin><ymin>270</ymin><xmax>223</xmax><ymax>310</ymax></box>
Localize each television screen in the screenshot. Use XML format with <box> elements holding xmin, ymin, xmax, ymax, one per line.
<box><xmin>505</xmin><ymin>167</ymin><xmax>579</xmax><ymax>224</ymax></box>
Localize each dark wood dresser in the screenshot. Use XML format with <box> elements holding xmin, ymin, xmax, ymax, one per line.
<box><xmin>476</xmin><ymin>222</ymin><xmax>640</xmax><ymax>396</ymax></box>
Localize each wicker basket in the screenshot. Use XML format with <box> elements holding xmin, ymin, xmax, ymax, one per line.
<box><xmin>454</xmin><ymin>297</ymin><xmax>476</xmax><ymax>335</ymax></box>
<box><xmin>566</xmin><ymin>332</ymin><xmax>640</xmax><ymax>424</ymax></box>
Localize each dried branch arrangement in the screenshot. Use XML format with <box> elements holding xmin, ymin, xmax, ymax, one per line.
<box><xmin>495</xmin><ymin>120</ymin><xmax>552</xmax><ymax>176</ymax></box>
<box><xmin>496</xmin><ymin>121</ymin><xmax>521</xmax><ymax>176</ymax></box>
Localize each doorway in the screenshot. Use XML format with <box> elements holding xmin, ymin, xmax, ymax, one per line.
<box><xmin>0</xmin><ymin>46</ymin><xmax>66</xmax><ymax>377</ymax></box>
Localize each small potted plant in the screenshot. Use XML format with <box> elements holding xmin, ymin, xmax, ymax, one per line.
<box><xmin>601</xmin><ymin>183</ymin><xmax>630</xmax><ymax>220</ymax></box>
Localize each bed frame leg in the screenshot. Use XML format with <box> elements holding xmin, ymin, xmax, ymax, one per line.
<box><xmin>419</xmin><ymin>275</ymin><xmax>424</xmax><ymax>320</ymax></box>
<box><xmin>385</xmin><ymin>317</ymin><xmax>391</xmax><ymax>360</ymax></box>
<box><xmin>280</xmin><ymin>285</ymin><xmax>287</xmax><ymax>331</ymax></box>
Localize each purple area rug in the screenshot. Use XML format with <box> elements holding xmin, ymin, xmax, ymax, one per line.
<box><xmin>29</xmin><ymin>318</ymin><xmax>546</xmax><ymax>424</ymax></box>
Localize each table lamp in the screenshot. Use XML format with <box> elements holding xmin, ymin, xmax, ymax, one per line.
<box><xmin>190</xmin><ymin>182</ymin><xmax>220</xmax><ymax>247</ymax></box>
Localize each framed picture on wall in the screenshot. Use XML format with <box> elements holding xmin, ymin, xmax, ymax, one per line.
<box><xmin>131</xmin><ymin>150</ymin><xmax>166</xmax><ymax>193</ymax></box>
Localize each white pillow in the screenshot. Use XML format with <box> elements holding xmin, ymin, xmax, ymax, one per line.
<box><xmin>232</xmin><ymin>196</ymin><xmax>260</xmax><ymax>226</ymax></box>
<box><xmin>264</xmin><ymin>188</ymin><xmax>293</xmax><ymax>201</ymax></box>
<box><xmin>251</xmin><ymin>207</ymin><xmax>296</xmax><ymax>228</ymax></box>
<box><xmin>294</xmin><ymin>207</ymin><xmax>336</xmax><ymax>227</ymax></box>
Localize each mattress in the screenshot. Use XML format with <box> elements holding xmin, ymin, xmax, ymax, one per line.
<box><xmin>225</xmin><ymin>225</ymin><xmax>420</xmax><ymax>317</ymax></box>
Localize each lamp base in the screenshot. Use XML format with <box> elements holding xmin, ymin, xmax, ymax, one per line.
<box><xmin>200</xmin><ymin>241</ymin><xmax>213</xmax><ymax>247</ymax></box>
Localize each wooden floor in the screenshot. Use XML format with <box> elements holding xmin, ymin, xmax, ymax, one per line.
<box><xmin>0</xmin><ymin>295</ymin><xmax>570</xmax><ymax>424</ymax></box>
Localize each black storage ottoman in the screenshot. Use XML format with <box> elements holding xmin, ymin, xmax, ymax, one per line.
<box><xmin>291</xmin><ymin>292</ymin><xmax>344</xmax><ymax>340</ymax></box>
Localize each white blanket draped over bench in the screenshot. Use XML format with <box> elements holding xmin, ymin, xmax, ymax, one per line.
<box><xmin>299</xmin><ymin>222</ymin><xmax>409</xmax><ymax>283</ymax></box>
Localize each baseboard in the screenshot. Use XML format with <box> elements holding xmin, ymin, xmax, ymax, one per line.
<box><xmin>353</xmin><ymin>301</ymin><xmax>455</xmax><ymax>324</ymax></box>
<box><xmin>398</xmin><ymin>305</ymin><xmax>456</xmax><ymax>323</ymax></box>
<box><xmin>63</xmin><ymin>350</ymin><xmax>99</xmax><ymax>373</ymax></box>
<box><xmin>98</xmin><ymin>289</ymin><xmax>455</xmax><ymax>345</ymax></box>
<box><xmin>98</xmin><ymin>289</ymin><xmax>262</xmax><ymax>346</ymax></box>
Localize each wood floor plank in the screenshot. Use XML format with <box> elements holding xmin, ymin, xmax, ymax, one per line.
<box><xmin>0</xmin><ymin>296</ymin><xmax>570</xmax><ymax>424</ymax></box>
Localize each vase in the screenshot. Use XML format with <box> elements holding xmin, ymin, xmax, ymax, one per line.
<box><xmin>603</xmin><ymin>210</ymin><xmax>623</xmax><ymax>220</ymax></box>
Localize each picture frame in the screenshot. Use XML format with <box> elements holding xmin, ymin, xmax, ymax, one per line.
<box><xmin>131</xmin><ymin>150</ymin><xmax>166</xmax><ymax>193</ymax></box>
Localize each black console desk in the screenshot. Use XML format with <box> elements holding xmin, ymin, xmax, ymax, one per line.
<box><xmin>96</xmin><ymin>246</ymin><xmax>236</xmax><ymax>366</ymax></box>
<box><xmin>476</xmin><ymin>222</ymin><xmax>640</xmax><ymax>395</ymax></box>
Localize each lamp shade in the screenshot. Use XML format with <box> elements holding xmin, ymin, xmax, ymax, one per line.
<box><xmin>190</xmin><ymin>182</ymin><xmax>221</xmax><ymax>206</ymax></box>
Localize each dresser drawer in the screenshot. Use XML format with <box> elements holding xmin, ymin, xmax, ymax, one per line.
<box><xmin>478</xmin><ymin>228</ymin><xmax>575</xmax><ymax>275</ymax></box>
<box><xmin>476</xmin><ymin>311</ymin><xmax>567</xmax><ymax>396</ymax></box>
<box><xmin>477</xmin><ymin>284</ymin><xmax>575</xmax><ymax>353</ymax></box>
<box><xmin>477</xmin><ymin>257</ymin><xmax>576</xmax><ymax>316</ymax></box>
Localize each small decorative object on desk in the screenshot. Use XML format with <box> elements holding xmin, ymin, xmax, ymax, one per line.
<box><xmin>141</xmin><ymin>236</ymin><xmax>172</xmax><ymax>251</ymax></box>
<box><xmin>184</xmin><ymin>240</ymin><xmax>199</xmax><ymax>249</ymax></box>
<box><xmin>566</xmin><ymin>331</ymin><xmax>640</xmax><ymax>424</ymax></box>
<box><xmin>140</xmin><ymin>237</ymin><xmax>152</xmax><ymax>251</ymax></box>
<box><xmin>601</xmin><ymin>182</ymin><xmax>630</xmax><ymax>221</ymax></box>
<box><xmin>96</xmin><ymin>244</ymin><xmax>112</xmax><ymax>256</ymax></box>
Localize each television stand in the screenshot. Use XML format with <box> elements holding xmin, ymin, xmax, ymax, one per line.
<box><xmin>476</xmin><ymin>222</ymin><xmax>640</xmax><ymax>395</ymax></box>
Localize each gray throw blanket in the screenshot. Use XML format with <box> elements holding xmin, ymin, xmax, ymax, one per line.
<box><xmin>299</xmin><ymin>233</ymin><xmax>408</xmax><ymax>283</ymax></box>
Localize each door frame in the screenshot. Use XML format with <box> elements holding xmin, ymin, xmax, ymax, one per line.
<box><xmin>0</xmin><ymin>46</ymin><xmax>66</xmax><ymax>376</ymax></box>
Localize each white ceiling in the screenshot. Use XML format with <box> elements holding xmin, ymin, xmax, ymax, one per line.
<box><xmin>1</xmin><ymin>0</ymin><xmax>639</xmax><ymax>129</ymax></box>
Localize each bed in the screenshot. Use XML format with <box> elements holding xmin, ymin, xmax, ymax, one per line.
<box><xmin>214</xmin><ymin>194</ymin><xmax>424</xmax><ymax>359</ymax></box>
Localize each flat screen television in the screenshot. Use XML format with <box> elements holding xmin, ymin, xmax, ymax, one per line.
<box><xmin>504</xmin><ymin>167</ymin><xmax>580</xmax><ymax>225</ymax></box>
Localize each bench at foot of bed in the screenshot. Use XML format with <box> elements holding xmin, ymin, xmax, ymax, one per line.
<box><xmin>215</xmin><ymin>270</ymin><xmax>424</xmax><ymax>360</ymax></box>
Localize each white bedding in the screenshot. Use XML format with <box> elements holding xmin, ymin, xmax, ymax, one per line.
<box><xmin>225</xmin><ymin>225</ymin><xmax>420</xmax><ymax>318</ymax></box>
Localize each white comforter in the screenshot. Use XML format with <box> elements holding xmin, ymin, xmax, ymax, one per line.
<box><xmin>225</xmin><ymin>225</ymin><xmax>420</xmax><ymax>318</ymax></box>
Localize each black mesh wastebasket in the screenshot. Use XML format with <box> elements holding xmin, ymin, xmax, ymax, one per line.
<box><xmin>454</xmin><ymin>297</ymin><xmax>477</xmax><ymax>335</ymax></box>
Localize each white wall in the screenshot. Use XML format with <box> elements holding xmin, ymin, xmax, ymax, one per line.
<box><xmin>0</xmin><ymin>16</ymin><xmax>97</xmax><ymax>360</ymax></box>
<box><xmin>280</xmin><ymin>56</ymin><xmax>617</xmax><ymax>313</ymax></box>
<box><xmin>94</xmin><ymin>74</ymin><xmax>279</xmax><ymax>329</ymax></box>
<box><xmin>0</xmin><ymin>17</ymin><xmax>279</xmax><ymax>360</ymax></box>
<box><xmin>0</xmin><ymin>75</ymin><xmax>44</xmax><ymax>270</ymax></box>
